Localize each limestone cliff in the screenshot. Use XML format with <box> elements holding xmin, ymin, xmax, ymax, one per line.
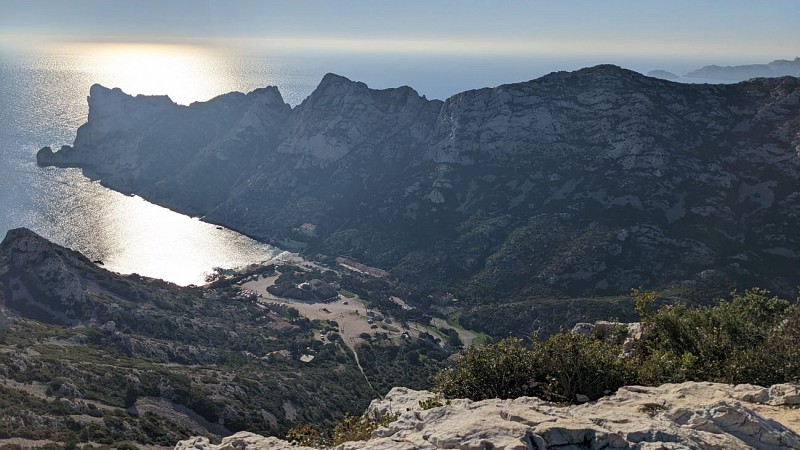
<box><xmin>175</xmin><ymin>382</ymin><xmax>800</xmax><ymax>449</ymax></box>
<box><xmin>38</xmin><ymin>66</ymin><xmax>800</xmax><ymax>336</ymax></box>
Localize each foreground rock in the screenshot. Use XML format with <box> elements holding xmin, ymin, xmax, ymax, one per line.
<box><xmin>176</xmin><ymin>382</ymin><xmax>800</xmax><ymax>449</ymax></box>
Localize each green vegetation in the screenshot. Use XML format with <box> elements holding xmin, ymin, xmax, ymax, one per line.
<box><xmin>0</xmin><ymin>255</ymin><xmax>377</xmax><ymax>445</ymax></box>
<box><xmin>355</xmin><ymin>334</ymin><xmax>448</xmax><ymax>394</ymax></box>
<box><xmin>418</xmin><ymin>395</ymin><xmax>445</xmax><ymax>410</ymax></box>
<box><xmin>434</xmin><ymin>289</ymin><xmax>800</xmax><ymax>403</ymax></box>
<box><xmin>634</xmin><ymin>288</ymin><xmax>800</xmax><ymax>386</ymax></box>
<box><xmin>433</xmin><ymin>337</ymin><xmax>537</xmax><ymax>400</ymax></box>
<box><xmin>287</xmin><ymin>411</ymin><xmax>400</xmax><ymax>447</ymax></box>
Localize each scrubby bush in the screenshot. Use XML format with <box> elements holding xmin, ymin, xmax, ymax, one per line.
<box><xmin>433</xmin><ymin>288</ymin><xmax>800</xmax><ymax>404</ymax></box>
<box><xmin>534</xmin><ymin>331</ymin><xmax>630</xmax><ymax>402</ymax></box>
<box><xmin>433</xmin><ymin>337</ymin><xmax>537</xmax><ymax>400</ymax></box>
<box><xmin>286</xmin><ymin>411</ymin><xmax>400</xmax><ymax>447</ymax></box>
<box><xmin>633</xmin><ymin>288</ymin><xmax>797</xmax><ymax>385</ymax></box>
<box><xmin>331</xmin><ymin>412</ymin><xmax>399</xmax><ymax>445</ymax></box>
<box><xmin>286</xmin><ymin>423</ymin><xmax>330</xmax><ymax>448</ymax></box>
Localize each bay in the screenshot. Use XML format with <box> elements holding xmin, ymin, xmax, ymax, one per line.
<box><xmin>0</xmin><ymin>44</ymin><xmax>320</xmax><ymax>286</ymax></box>
<box><xmin>0</xmin><ymin>42</ymin><xmax>716</xmax><ymax>285</ymax></box>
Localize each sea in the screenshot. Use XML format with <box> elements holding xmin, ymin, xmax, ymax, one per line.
<box><xmin>0</xmin><ymin>42</ymin><xmax>726</xmax><ymax>285</ymax></box>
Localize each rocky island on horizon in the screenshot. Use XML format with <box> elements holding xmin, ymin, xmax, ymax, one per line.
<box><xmin>645</xmin><ymin>56</ymin><xmax>800</xmax><ymax>83</ymax></box>
<box><xmin>685</xmin><ymin>56</ymin><xmax>800</xmax><ymax>81</ymax></box>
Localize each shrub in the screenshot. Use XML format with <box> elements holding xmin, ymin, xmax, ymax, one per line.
<box><xmin>632</xmin><ymin>288</ymin><xmax>794</xmax><ymax>385</ymax></box>
<box><xmin>432</xmin><ymin>287</ymin><xmax>800</xmax><ymax>405</ymax></box>
<box><xmin>286</xmin><ymin>424</ymin><xmax>330</xmax><ymax>448</ymax></box>
<box><xmin>331</xmin><ymin>412</ymin><xmax>399</xmax><ymax>445</ymax></box>
<box><xmin>631</xmin><ymin>288</ymin><xmax>657</xmax><ymax>322</ymax></box>
<box><xmin>433</xmin><ymin>337</ymin><xmax>537</xmax><ymax>400</ymax></box>
<box><xmin>286</xmin><ymin>411</ymin><xmax>400</xmax><ymax>447</ymax></box>
<box><xmin>532</xmin><ymin>331</ymin><xmax>630</xmax><ymax>402</ymax></box>
<box><xmin>419</xmin><ymin>395</ymin><xmax>445</xmax><ymax>410</ymax></box>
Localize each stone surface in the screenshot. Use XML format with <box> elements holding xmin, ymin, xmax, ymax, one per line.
<box><xmin>175</xmin><ymin>432</ymin><xmax>315</xmax><ymax>450</ymax></box>
<box><xmin>175</xmin><ymin>383</ymin><xmax>800</xmax><ymax>449</ymax></box>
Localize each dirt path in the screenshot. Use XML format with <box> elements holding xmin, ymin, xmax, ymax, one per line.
<box><xmin>241</xmin><ymin>271</ymin><xmax>477</xmax><ymax>395</ymax></box>
<box><xmin>242</xmin><ymin>276</ymin><xmax>407</xmax><ymax>349</ymax></box>
<box><xmin>430</xmin><ymin>317</ymin><xmax>479</xmax><ymax>347</ymax></box>
<box><xmin>242</xmin><ymin>275</ymin><xmax>387</xmax><ymax>391</ymax></box>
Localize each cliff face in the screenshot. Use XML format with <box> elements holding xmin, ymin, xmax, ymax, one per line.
<box><xmin>38</xmin><ymin>66</ymin><xmax>800</xmax><ymax>336</ymax></box>
<box><xmin>176</xmin><ymin>383</ymin><xmax>800</xmax><ymax>449</ymax></box>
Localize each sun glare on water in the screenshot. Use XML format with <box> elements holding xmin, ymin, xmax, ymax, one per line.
<box><xmin>20</xmin><ymin>42</ymin><xmax>285</xmax><ymax>285</ymax></box>
<box><xmin>71</xmin><ymin>43</ymin><xmax>236</xmax><ymax>105</ymax></box>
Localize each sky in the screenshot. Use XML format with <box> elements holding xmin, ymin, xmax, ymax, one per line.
<box><xmin>1</xmin><ymin>0</ymin><xmax>798</xmax><ymax>62</ymax></box>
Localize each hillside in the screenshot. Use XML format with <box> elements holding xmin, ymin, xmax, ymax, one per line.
<box><xmin>0</xmin><ymin>228</ymin><xmax>450</xmax><ymax>447</ymax></box>
<box><xmin>38</xmin><ymin>66</ymin><xmax>800</xmax><ymax>336</ymax></box>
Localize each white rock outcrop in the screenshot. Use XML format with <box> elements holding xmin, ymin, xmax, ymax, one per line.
<box><xmin>174</xmin><ymin>382</ymin><xmax>800</xmax><ymax>449</ymax></box>
<box><xmin>175</xmin><ymin>432</ymin><xmax>315</xmax><ymax>450</ymax></box>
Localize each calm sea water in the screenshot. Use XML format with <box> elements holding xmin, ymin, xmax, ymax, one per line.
<box><xmin>0</xmin><ymin>43</ymin><xmax>722</xmax><ymax>285</ymax></box>
<box><xmin>0</xmin><ymin>44</ymin><xmax>321</xmax><ymax>285</ymax></box>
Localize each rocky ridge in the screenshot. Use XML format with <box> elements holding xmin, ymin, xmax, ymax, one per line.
<box><xmin>175</xmin><ymin>382</ymin><xmax>800</xmax><ymax>449</ymax></box>
<box><xmin>0</xmin><ymin>228</ymin><xmax>384</xmax><ymax>444</ymax></box>
<box><xmin>38</xmin><ymin>66</ymin><xmax>800</xmax><ymax>336</ymax></box>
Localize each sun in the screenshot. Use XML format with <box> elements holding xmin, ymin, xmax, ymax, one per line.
<box><xmin>77</xmin><ymin>43</ymin><xmax>229</xmax><ymax>105</ymax></box>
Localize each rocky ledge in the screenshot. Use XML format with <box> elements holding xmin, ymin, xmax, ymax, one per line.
<box><xmin>176</xmin><ymin>382</ymin><xmax>800</xmax><ymax>449</ymax></box>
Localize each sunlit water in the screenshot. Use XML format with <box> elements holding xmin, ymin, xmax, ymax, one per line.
<box><xmin>0</xmin><ymin>44</ymin><xmax>327</xmax><ymax>285</ymax></box>
<box><xmin>0</xmin><ymin>43</ymin><xmax>729</xmax><ymax>285</ymax></box>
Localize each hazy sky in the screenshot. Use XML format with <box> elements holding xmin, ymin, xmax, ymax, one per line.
<box><xmin>1</xmin><ymin>0</ymin><xmax>798</xmax><ymax>60</ymax></box>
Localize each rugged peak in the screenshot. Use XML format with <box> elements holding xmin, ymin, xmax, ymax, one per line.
<box><xmin>578</xmin><ymin>63</ymin><xmax>642</xmax><ymax>77</ymax></box>
<box><xmin>318</xmin><ymin>72</ymin><xmax>357</xmax><ymax>86</ymax></box>
<box><xmin>88</xmin><ymin>83</ymin><xmax>111</xmax><ymax>97</ymax></box>
<box><xmin>1</xmin><ymin>227</ymin><xmax>44</xmax><ymax>247</ymax></box>
<box><xmin>543</xmin><ymin>64</ymin><xmax>649</xmax><ymax>84</ymax></box>
<box><xmin>0</xmin><ymin>228</ymin><xmax>90</xmax><ymax>325</ymax></box>
<box><xmin>86</xmin><ymin>83</ymin><xmax>175</xmax><ymax>125</ymax></box>
<box><xmin>88</xmin><ymin>83</ymin><xmax>172</xmax><ymax>104</ymax></box>
<box><xmin>246</xmin><ymin>86</ymin><xmax>286</xmax><ymax>105</ymax></box>
<box><xmin>0</xmin><ymin>227</ymin><xmax>62</xmax><ymax>255</ymax></box>
<box><xmin>0</xmin><ymin>227</ymin><xmax>94</xmax><ymax>270</ymax></box>
<box><xmin>305</xmin><ymin>72</ymin><xmax>369</xmax><ymax>100</ymax></box>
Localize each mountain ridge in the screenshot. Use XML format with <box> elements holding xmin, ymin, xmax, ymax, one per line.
<box><xmin>37</xmin><ymin>65</ymin><xmax>800</xmax><ymax>336</ymax></box>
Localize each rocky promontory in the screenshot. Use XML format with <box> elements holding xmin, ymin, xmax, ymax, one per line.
<box><xmin>38</xmin><ymin>66</ymin><xmax>800</xmax><ymax>336</ymax></box>
<box><xmin>176</xmin><ymin>382</ymin><xmax>800</xmax><ymax>449</ymax></box>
